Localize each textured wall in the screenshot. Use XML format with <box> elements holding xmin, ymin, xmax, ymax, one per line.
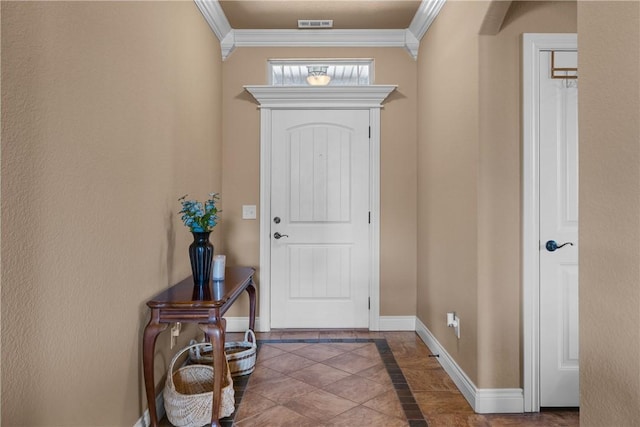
<box><xmin>578</xmin><ymin>2</ymin><xmax>640</xmax><ymax>425</ymax></box>
<box><xmin>477</xmin><ymin>0</ymin><xmax>576</xmax><ymax>388</ymax></box>
<box><xmin>417</xmin><ymin>0</ymin><xmax>576</xmax><ymax>387</ymax></box>
<box><xmin>1</xmin><ymin>2</ymin><xmax>222</xmax><ymax>425</ymax></box>
<box><xmin>221</xmin><ymin>46</ymin><xmax>418</xmax><ymax>318</ymax></box>
<box><xmin>417</xmin><ymin>0</ymin><xmax>489</xmax><ymax>385</ymax></box>
<box><xmin>0</xmin><ymin>2</ymin><xmax>3</xmax><ymax>422</ymax></box>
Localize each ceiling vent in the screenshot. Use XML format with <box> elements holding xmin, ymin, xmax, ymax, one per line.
<box><xmin>298</xmin><ymin>20</ymin><xmax>333</xmax><ymax>29</ymax></box>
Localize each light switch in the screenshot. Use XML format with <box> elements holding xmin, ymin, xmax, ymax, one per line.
<box><xmin>242</xmin><ymin>205</ymin><xmax>257</xmax><ymax>220</ymax></box>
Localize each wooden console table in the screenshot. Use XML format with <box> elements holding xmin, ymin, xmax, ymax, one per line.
<box><xmin>143</xmin><ymin>266</ymin><xmax>256</xmax><ymax>427</ymax></box>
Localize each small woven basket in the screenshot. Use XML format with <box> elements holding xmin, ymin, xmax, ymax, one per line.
<box><xmin>190</xmin><ymin>330</ymin><xmax>257</xmax><ymax>377</ymax></box>
<box><xmin>164</xmin><ymin>343</ymin><xmax>235</xmax><ymax>427</ymax></box>
<box><xmin>226</xmin><ymin>330</ymin><xmax>257</xmax><ymax>377</ymax></box>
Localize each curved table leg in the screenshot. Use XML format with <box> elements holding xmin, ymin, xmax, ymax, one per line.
<box><xmin>199</xmin><ymin>316</ymin><xmax>226</xmax><ymax>427</ymax></box>
<box><xmin>246</xmin><ymin>279</ymin><xmax>256</xmax><ymax>331</ymax></box>
<box><xmin>143</xmin><ymin>309</ymin><xmax>168</xmax><ymax>427</ymax></box>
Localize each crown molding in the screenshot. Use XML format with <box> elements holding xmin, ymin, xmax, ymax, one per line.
<box><xmin>409</xmin><ymin>0</ymin><xmax>447</xmax><ymax>41</ymax></box>
<box><xmin>194</xmin><ymin>0</ymin><xmax>231</xmax><ymax>41</ymax></box>
<box><xmin>234</xmin><ymin>28</ymin><xmax>407</xmax><ymax>47</ymax></box>
<box><xmin>244</xmin><ymin>85</ymin><xmax>397</xmax><ymax>109</ymax></box>
<box><xmin>220</xmin><ymin>31</ymin><xmax>236</xmax><ymax>60</ymax></box>
<box><xmin>195</xmin><ymin>0</ymin><xmax>446</xmax><ymax>61</ymax></box>
<box><xmin>404</xmin><ymin>29</ymin><xmax>420</xmax><ymax>60</ymax></box>
<box><xmin>231</xmin><ymin>28</ymin><xmax>421</xmax><ymax>60</ymax></box>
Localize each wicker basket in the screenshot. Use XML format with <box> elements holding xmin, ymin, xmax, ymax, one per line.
<box><xmin>225</xmin><ymin>330</ymin><xmax>257</xmax><ymax>377</ymax></box>
<box><xmin>190</xmin><ymin>330</ymin><xmax>257</xmax><ymax>377</ymax></box>
<box><xmin>164</xmin><ymin>343</ymin><xmax>235</xmax><ymax>427</ymax></box>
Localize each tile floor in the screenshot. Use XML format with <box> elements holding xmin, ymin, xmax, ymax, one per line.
<box><xmin>161</xmin><ymin>330</ymin><xmax>579</xmax><ymax>426</ymax></box>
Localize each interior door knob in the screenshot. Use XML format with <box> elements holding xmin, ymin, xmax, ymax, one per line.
<box><xmin>273</xmin><ymin>232</ymin><xmax>289</xmax><ymax>240</ymax></box>
<box><xmin>545</xmin><ymin>240</ymin><xmax>574</xmax><ymax>252</ymax></box>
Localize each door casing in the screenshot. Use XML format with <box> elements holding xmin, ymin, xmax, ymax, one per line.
<box><xmin>522</xmin><ymin>33</ymin><xmax>578</xmax><ymax>412</ymax></box>
<box><xmin>244</xmin><ymin>85</ymin><xmax>396</xmax><ymax>332</ymax></box>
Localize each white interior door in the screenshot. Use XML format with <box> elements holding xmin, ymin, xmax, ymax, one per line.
<box><xmin>270</xmin><ymin>109</ymin><xmax>370</xmax><ymax>328</ymax></box>
<box><xmin>539</xmin><ymin>50</ymin><xmax>579</xmax><ymax>407</ymax></box>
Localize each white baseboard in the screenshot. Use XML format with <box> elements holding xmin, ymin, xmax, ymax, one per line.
<box><xmin>475</xmin><ymin>388</ymin><xmax>524</xmax><ymax>413</ymax></box>
<box><xmin>224</xmin><ymin>317</ymin><xmax>262</xmax><ymax>332</ymax></box>
<box><xmin>415</xmin><ymin>318</ymin><xmax>477</xmax><ymax>407</ymax></box>
<box><xmin>415</xmin><ymin>317</ymin><xmax>524</xmax><ymax>414</ymax></box>
<box><xmin>378</xmin><ymin>316</ymin><xmax>416</xmax><ymax>331</ymax></box>
<box><xmin>224</xmin><ymin>316</ymin><xmax>415</xmax><ymax>332</ymax></box>
<box><xmin>134</xmin><ymin>390</ymin><xmax>164</xmax><ymax>427</ymax></box>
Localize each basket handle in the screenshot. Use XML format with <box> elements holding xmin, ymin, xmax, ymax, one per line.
<box><xmin>166</xmin><ymin>342</ymin><xmax>214</xmax><ymax>389</ymax></box>
<box><xmin>189</xmin><ymin>339</ymin><xmax>201</xmax><ymax>359</ymax></box>
<box><xmin>189</xmin><ymin>339</ymin><xmax>214</xmax><ymax>358</ymax></box>
<box><xmin>244</xmin><ymin>329</ymin><xmax>257</xmax><ymax>346</ymax></box>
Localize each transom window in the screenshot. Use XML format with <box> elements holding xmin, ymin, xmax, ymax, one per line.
<box><xmin>268</xmin><ymin>59</ymin><xmax>374</xmax><ymax>86</ymax></box>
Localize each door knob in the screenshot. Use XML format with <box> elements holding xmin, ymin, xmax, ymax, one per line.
<box><xmin>545</xmin><ymin>240</ymin><xmax>574</xmax><ymax>252</ymax></box>
<box><xmin>273</xmin><ymin>232</ymin><xmax>289</xmax><ymax>240</ymax></box>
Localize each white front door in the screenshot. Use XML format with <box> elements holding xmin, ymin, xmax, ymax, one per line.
<box><xmin>539</xmin><ymin>50</ymin><xmax>579</xmax><ymax>407</ymax></box>
<box><xmin>270</xmin><ymin>109</ymin><xmax>370</xmax><ymax>328</ymax></box>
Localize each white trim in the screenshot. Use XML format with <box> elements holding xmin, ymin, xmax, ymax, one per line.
<box><xmin>223</xmin><ymin>317</ymin><xmax>429</xmax><ymax>333</ymax></box>
<box><xmin>245</xmin><ymin>85</ymin><xmax>395</xmax><ymax>332</ymax></box>
<box><xmin>224</xmin><ymin>317</ymin><xmax>263</xmax><ymax>333</ymax></box>
<box><xmin>219</xmin><ymin>28</ymin><xmax>415</xmax><ymax>61</ymax></box>
<box><xmin>225</xmin><ymin>316</ymin><xmax>414</xmax><ymax>333</ymax></box>
<box><xmin>368</xmin><ymin>108</ymin><xmax>382</xmax><ymax>331</ymax></box>
<box><xmin>378</xmin><ymin>316</ymin><xmax>416</xmax><ymax>331</ymax></box>
<box><xmin>258</xmin><ymin>107</ymin><xmax>273</xmax><ymax>332</ymax></box>
<box><xmin>404</xmin><ymin>29</ymin><xmax>420</xmax><ymax>60</ymax></box>
<box><xmin>194</xmin><ymin>0</ymin><xmax>232</xmax><ymax>42</ymax></box>
<box><xmin>408</xmin><ymin>0</ymin><xmax>447</xmax><ymax>41</ymax></box>
<box><xmin>522</xmin><ymin>33</ymin><xmax>577</xmax><ymax>413</ymax></box>
<box><xmin>134</xmin><ymin>390</ymin><xmax>165</xmax><ymax>427</ymax></box>
<box><xmin>193</xmin><ymin>0</ymin><xmax>446</xmax><ymax>60</ymax></box>
<box><xmin>244</xmin><ymin>85</ymin><xmax>397</xmax><ymax>109</ymax></box>
<box><xmin>415</xmin><ymin>318</ymin><xmax>476</xmax><ymax>407</ymax></box>
<box><xmin>476</xmin><ymin>389</ymin><xmax>524</xmax><ymax>414</ymax></box>
<box><xmin>234</xmin><ymin>28</ymin><xmax>408</xmax><ymax>47</ymax></box>
<box><xmin>415</xmin><ymin>318</ymin><xmax>524</xmax><ymax>414</ymax></box>
<box><xmin>220</xmin><ymin>30</ymin><xmax>236</xmax><ymax>61</ymax></box>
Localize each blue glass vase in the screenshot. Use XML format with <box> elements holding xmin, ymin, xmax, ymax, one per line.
<box><xmin>189</xmin><ymin>231</ymin><xmax>214</xmax><ymax>288</ymax></box>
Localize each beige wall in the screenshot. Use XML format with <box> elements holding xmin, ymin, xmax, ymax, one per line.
<box><xmin>1</xmin><ymin>3</ymin><xmax>3</xmax><ymax>422</ymax></box>
<box><xmin>417</xmin><ymin>0</ymin><xmax>489</xmax><ymax>385</ymax></box>
<box><xmin>578</xmin><ymin>2</ymin><xmax>640</xmax><ymax>425</ymax></box>
<box><xmin>417</xmin><ymin>0</ymin><xmax>576</xmax><ymax>387</ymax></box>
<box><xmin>1</xmin><ymin>2</ymin><xmax>222</xmax><ymax>425</ymax></box>
<box><xmin>4</xmin><ymin>0</ymin><xmax>638</xmax><ymax>424</ymax></box>
<box><xmin>221</xmin><ymin>47</ymin><xmax>418</xmax><ymax>317</ymax></box>
<box><xmin>477</xmin><ymin>1</ymin><xmax>577</xmax><ymax>388</ymax></box>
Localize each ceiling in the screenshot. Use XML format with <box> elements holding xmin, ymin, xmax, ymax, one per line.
<box><xmin>218</xmin><ymin>1</ymin><xmax>423</xmax><ymax>30</ymax></box>
<box><xmin>195</xmin><ymin>0</ymin><xmax>447</xmax><ymax>60</ymax></box>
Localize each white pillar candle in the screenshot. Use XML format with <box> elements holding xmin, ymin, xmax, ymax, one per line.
<box><xmin>212</xmin><ymin>255</ymin><xmax>226</xmax><ymax>280</ymax></box>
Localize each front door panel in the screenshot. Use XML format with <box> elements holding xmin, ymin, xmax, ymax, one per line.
<box><xmin>270</xmin><ymin>109</ymin><xmax>370</xmax><ymax>328</ymax></box>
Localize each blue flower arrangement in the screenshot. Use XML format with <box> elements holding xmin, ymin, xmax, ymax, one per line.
<box><xmin>178</xmin><ymin>193</ymin><xmax>220</xmax><ymax>233</ymax></box>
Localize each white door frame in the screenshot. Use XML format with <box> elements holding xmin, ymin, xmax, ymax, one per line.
<box><xmin>522</xmin><ymin>33</ymin><xmax>577</xmax><ymax>412</ymax></box>
<box><xmin>244</xmin><ymin>85</ymin><xmax>396</xmax><ymax>332</ymax></box>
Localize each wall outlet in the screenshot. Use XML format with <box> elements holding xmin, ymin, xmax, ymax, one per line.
<box><xmin>447</xmin><ymin>312</ymin><xmax>460</xmax><ymax>339</ymax></box>
<box><xmin>170</xmin><ymin>322</ymin><xmax>181</xmax><ymax>348</ymax></box>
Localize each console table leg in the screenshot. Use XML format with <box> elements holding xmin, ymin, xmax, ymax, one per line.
<box><xmin>200</xmin><ymin>317</ymin><xmax>226</xmax><ymax>427</ymax></box>
<box><xmin>142</xmin><ymin>310</ymin><xmax>168</xmax><ymax>427</ymax></box>
<box><xmin>247</xmin><ymin>280</ymin><xmax>257</xmax><ymax>331</ymax></box>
